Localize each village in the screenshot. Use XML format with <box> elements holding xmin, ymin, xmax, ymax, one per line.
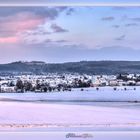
<box><xmin>0</xmin><ymin>73</ymin><xmax>139</xmax><ymax>93</ymax></box>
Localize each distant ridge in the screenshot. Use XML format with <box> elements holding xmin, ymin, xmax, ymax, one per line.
<box><xmin>10</xmin><ymin>61</ymin><xmax>46</xmax><ymax>65</ymax></box>
<box><xmin>0</xmin><ymin>61</ymin><xmax>140</xmax><ymax>75</ymax></box>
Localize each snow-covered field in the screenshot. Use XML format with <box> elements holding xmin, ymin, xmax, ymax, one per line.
<box><xmin>0</xmin><ymin>101</ymin><xmax>140</xmax><ymax>131</ymax></box>
<box><xmin>0</xmin><ymin>87</ymin><xmax>140</xmax><ymax>132</ymax></box>
<box><xmin>0</xmin><ymin>86</ymin><xmax>139</xmax><ymax>102</ymax></box>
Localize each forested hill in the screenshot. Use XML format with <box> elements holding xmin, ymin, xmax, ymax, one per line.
<box><xmin>0</xmin><ymin>61</ymin><xmax>140</xmax><ymax>75</ymax></box>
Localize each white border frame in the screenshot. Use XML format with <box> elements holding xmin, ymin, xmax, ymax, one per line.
<box><xmin>0</xmin><ymin>1</ymin><xmax>140</xmax><ymax>139</ymax></box>
<box><xmin>0</xmin><ymin>2</ymin><xmax>140</xmax><ymax>7</ymax></box>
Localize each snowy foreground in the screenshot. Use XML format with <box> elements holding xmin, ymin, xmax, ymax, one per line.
<box><xmin>0</xmin><ymin>101</ymin><xmax>140</xmax><ymax>131</ymax></box>
<box><xmin>0</xmin><ymin>87</ymin><xmax>140</xmax><ymax>132</ymax></box>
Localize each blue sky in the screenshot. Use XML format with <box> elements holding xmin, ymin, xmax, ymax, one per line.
<box><xmin>0</xmin><ymin>6</ymin><xmax>140</xmax><ymax>63</ymax></box>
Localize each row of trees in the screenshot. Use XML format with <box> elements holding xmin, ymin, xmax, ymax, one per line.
<box><xmin>15</xmin><ymin>78</ymin><xmax>92</xmax><ymax>93</ymax></box>
<box><xmin>72</xmin><ymin>79</ymin><xmax>92</xmax><ymax>88</ymax></box>
<box><xmin>117</xmin><ymin>74</ymin><xmax>140</xmax><ymax>82</ymax></box>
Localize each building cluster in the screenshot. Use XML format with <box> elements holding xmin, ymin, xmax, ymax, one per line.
<box><xmin>0</xmin><ymin>73</ymin><xmax>140</xmax><ymax>93</ymax></box>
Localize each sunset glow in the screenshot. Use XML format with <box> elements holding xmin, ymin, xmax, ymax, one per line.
<box><xmin>0</xmin><ymin>6</ymin><xmax>139</xmax><ymax>63</ymax></box>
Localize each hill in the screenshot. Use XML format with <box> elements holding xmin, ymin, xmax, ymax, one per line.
<box><xmin>0</xmin><ymin>61</ymin><xmax>140</xmax><ymax>75</ymax></box>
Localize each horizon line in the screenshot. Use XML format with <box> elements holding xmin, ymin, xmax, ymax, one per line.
<box><xmin>2</xmin><ymin>60</ymin><xmax>140</xmax><ymax>65</ymax></box>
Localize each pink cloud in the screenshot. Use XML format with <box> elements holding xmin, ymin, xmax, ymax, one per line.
<box><xmin>0</xmin><ymin>12</ymin><xmax>46</xmax><ymax>44</ymax></box>
<box><xmin>16</xmin><ymin>12</ymin><xmax>45</xmax><ymax>31</ymax></box>
<box><xmin>0</xmin><ymin>37</ymin><xmax>18</xmax><ymax>44</ymax></box>
<box><xmin>0</xmin><ymin>12</ymin><xmax>45</xmax><ymax>33</ymax></box>
<box><xmin>0</xmin><ymin>36</ymin><xmax>18</xmax><ymax>44</ymax></box>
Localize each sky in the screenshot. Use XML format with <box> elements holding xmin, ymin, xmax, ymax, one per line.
<box><xmin>0</xmin><ymin>6</ymin><xmax>140</xmax><ymax>63</ymax></box>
